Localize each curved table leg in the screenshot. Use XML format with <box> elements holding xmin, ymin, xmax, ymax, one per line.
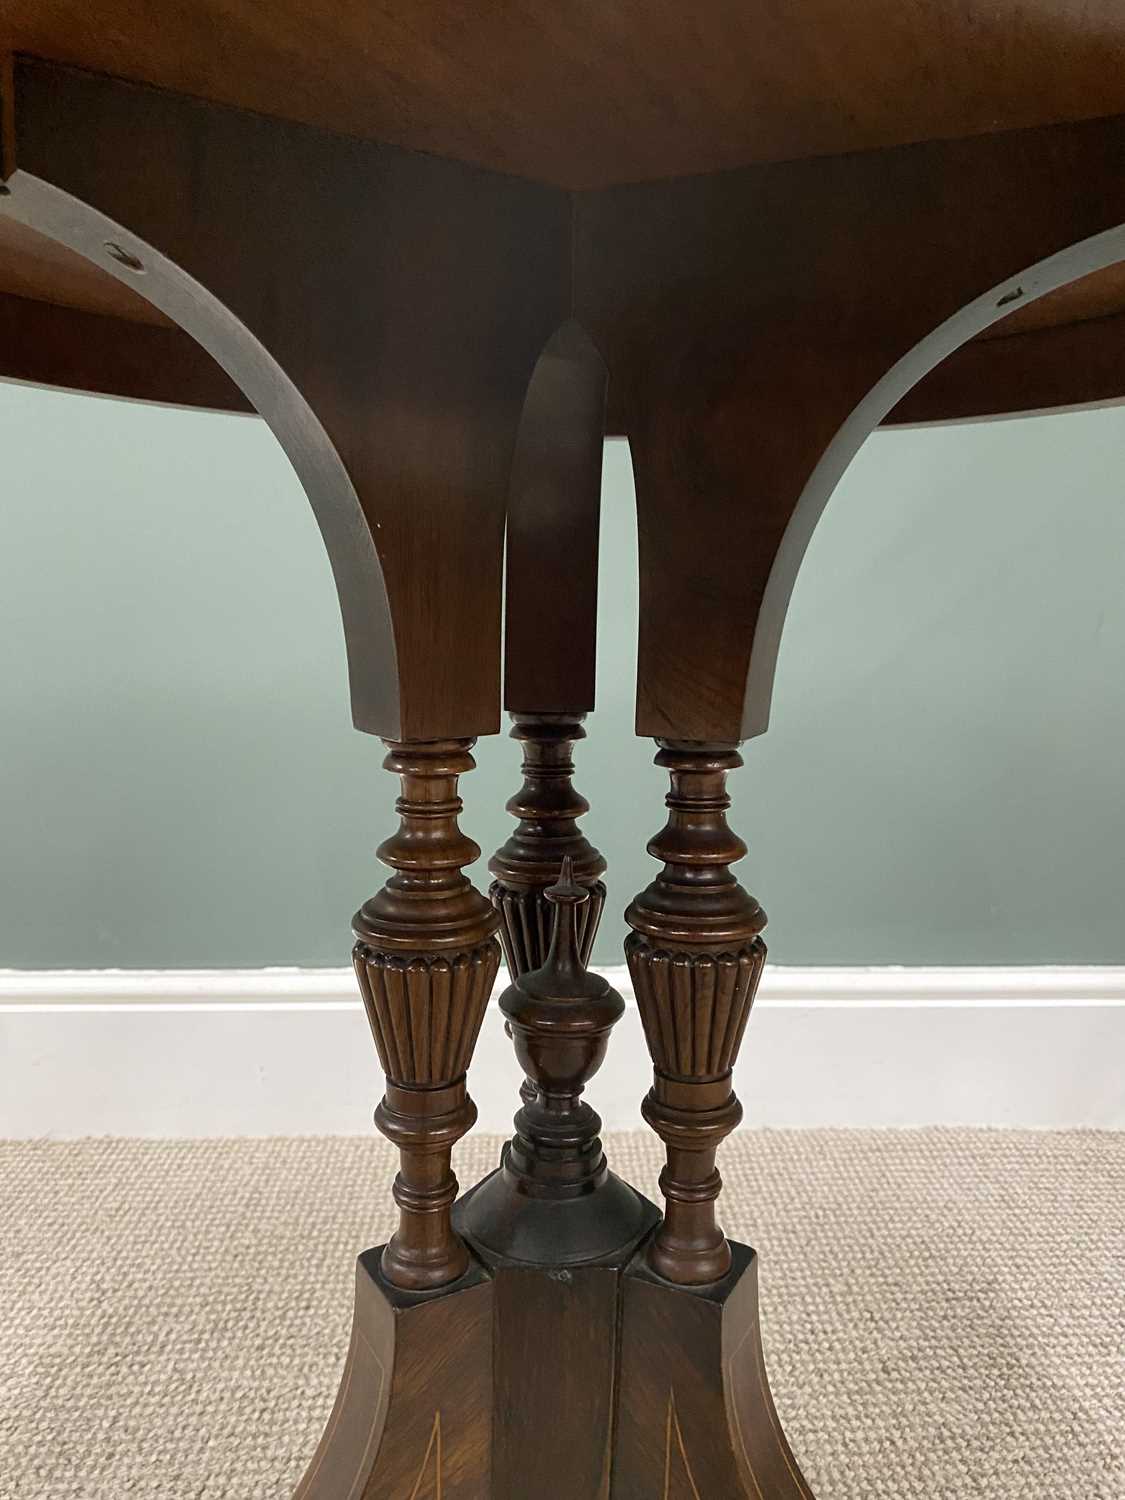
<box><xmin>615</xmin><ymin>1242</ymin><xmax>814</xmax><ymax>1500</ymax></box>
<box><xmin>293</xmin><ymin>1252</ymin><xmax>492</xmax><ymax>1500</ymax></box>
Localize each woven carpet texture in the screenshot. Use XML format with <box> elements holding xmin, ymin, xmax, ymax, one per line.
<box><xmin>3</xmin><ymin>1130</ymin><xmax>1122</xmax><ymax>1498</ymax></box>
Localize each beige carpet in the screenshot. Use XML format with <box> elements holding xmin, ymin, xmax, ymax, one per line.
<box><xmin>3</xmin><ymin>1130</ymin><xmax>1122</xmax><ymax>1499</ymax></box>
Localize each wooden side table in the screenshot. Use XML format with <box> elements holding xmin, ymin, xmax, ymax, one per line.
<box><xmin>5</xmin><ymin>9</ymin><xmax>1125</xmax><ymax>1494</ymax></box>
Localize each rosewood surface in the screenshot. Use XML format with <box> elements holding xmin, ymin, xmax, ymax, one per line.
<box><xmin>626</xmin><ymin>744</ymin><xmax>766</xmax><ymax>1285</ymax></box>
<box><xmin>353</xmin><ymin>739</ymin><xmax>500</xmax><ymax>1292</ymax></box>
<box><xmin>4</xmin><ymin>10</ymin><xmax>1122</xmax><ymax>1494</ymax></box>
<box><xmin>9</xmin><ymin>1</ymin><xmax>1125</xmax><ymax>187</ymax></box>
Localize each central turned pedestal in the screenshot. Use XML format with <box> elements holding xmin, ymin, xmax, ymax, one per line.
<box><xmin>9</xmin><ymin>37</ymin><xmax>1125</xmax><ymax>1500</ymax></box>
<box><xmin>293</xmin><ymin>734</ymin><xmax>813</xmax><ymax>1500</ymax></box>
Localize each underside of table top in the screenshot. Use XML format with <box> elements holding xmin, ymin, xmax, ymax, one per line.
<box><xmin>3</xmin><ymin>2</ymin><xmax>1125</xmax><ymax>426</ymax></box>
<box><xmin>2</xmin><ymin>17</ymin><xmax>1125</xmax><ymax>745</ymax></box>
<box><xmin>9</xmin><ymin>0</ymin><xmax>1125</xmax><ymax>188</ymax></box>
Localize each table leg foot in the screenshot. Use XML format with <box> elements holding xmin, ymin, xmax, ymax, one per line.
<box><xmin>292</xmin><ymin>1249</ymin><xmax>493</xmax><ymax>1500</ymax></box>
<box><xmin>295</xmin><ymin>763</ymin><xmax>814</xmax><ymax>1497</ymax></box>
<box><xmin>294</xmin><ymin>1231</ymin><xmax>815</xmax><ymax>1500</ymax></box>
<box><xmin>613</xmin><ymin>1238</ymin><xmax>816</xmax><ymax>1500</ymax></box>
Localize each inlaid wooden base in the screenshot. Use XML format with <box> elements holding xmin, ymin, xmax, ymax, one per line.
<box><xmin>614</xmin><ymin>1238</ymin><xmax>815</xmax><ymax>1499</ymax></box>
<box><xmin>294</xmin><ymin>1221</ymin><xmax>813</xmax><ymax>1499</ymax></box>
<box><xmin>458</xmin><ymin>1175</ymin><xmax>659</xmax><ymax>1500</ymax></box>
<box><xmin>292</xmin><ymin>1250</ymin><xmax>493</xmax><ymax>1500</ymax></box>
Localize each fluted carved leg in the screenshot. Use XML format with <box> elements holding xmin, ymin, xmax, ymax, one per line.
<box><xmin>303</xmin><ymin>733</ymin><xmax>808</xmax><ymax>1498</ymax></box>
<box><xmin>295</xmin><ymin>738</ymin><xmax>500</xmax><ymax>1499</ymax></box>
<box><xmin>489</xmin><ymin>712</ymin><xmax>606</xmax><ymax>975</ymax></box>
<box><xmin>615</xmin><ymin>740</ymin><xmax>814</xmax><ymax>1498</ymax></box>
<box><xmin>489</xmin><ymin>711</ymin><xmax>607</xmax><ymax>1105</ymax></box>
<box><xmin>353</xmin><ymin>738</ymin><xmax>501</xmax><ymax>1292</ymax></box>
<box><xmin>299</xmin><ymin>734</ymin><xmax>813</xmax><ymax>1500</ymax></box>
<box><xmin>625</xmin><ymin>741</ymin><xmax>766</xmax><ymax>1286</ymax></box>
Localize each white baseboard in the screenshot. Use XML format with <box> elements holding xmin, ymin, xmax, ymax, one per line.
<box><xmin>2</xmin><ymin>965</ymin><xmax>1123</xmax><ymax>1137</ymax></box>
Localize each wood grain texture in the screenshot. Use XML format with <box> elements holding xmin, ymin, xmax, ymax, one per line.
<box><xmin>6</xmin><ymin>189</ymin><xmax>1125</xmax><ymax>431</ymax></box>
<box><xmin>504</xmin><ymin>321</ymin><xmax>606</xmax><ymax>716</ymax></box>
<box><xmin>574</xmin><ymin>111</ymin><xmax>1125</xmax><ymax>739</ymax></box>
<box><xmin>9</xmin><ymin>1</ymin><xmax>1125</xmax><ymax>187</ymax></box>
<box><xmin>0</xmin><ymin>291</ymin><xmax>249</xmax><ymax>411</ymax></box>
<box><xmin>489</xmin><ymin>714</ymin><xmax>606</xmax><ymax>983</ymax></box>
<box><xmin>613</xmin><ymin>1241</ymin><xmax>814</xmax><ymax>1500</ymax></box>
<box><xmin>293</xmin><ymin>1249</ymin><xmax>492</xmax><ymax>1500</ymax></box>
<box><xmin>887</xmin><ymin>311</ymin><xmax>1125</xmax><ymax>426</ymax></box>
<box><xmin>2</xmin><ymin>58</ymin><xmax>568</xmax><ymax>739</ymax></box>
<box><xmin>490</xmin><ymin>1263</ymin><xmax>620</xmax><ymax>1500</ymax></box>
<box><xmin>454</xmin><ymin>1170</ymin><xmax>660</xmax><ymax>1500</ymax></box>
<box><xmin>354</xmin><ymin>740</ymin><xmax>501</xmax><ymax>1292</ymax></box>
<box><xmin>489</xmin><ymin>713</ymin><xmax>606</xmax><ymax>1110</ymax></box>
<box><xmin>626</xmin><ymin>745</ymin><xmax>766</xmax><ymax>1286</ymax></box>
<box><xmin>8</xmin><ymin>19</ymin><xmax>1125</xmax><ymax>1495</ymax></box>
<box><xmin>0</xmin><ymin>214</ymin><xmax>166</xmax><ymax>324</ymax></box>
<box><xmin>8</xmin><ymin>65</ymin><xmax>1125</xmax><ymax>748</ymax></box>
<box><xmin>458</xmin><ymin>869</ymin><xmax>651</xmax><ymax>1266</ymax></box>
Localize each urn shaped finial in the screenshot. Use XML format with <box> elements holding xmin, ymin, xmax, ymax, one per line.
<box><xmin>456</xmin><ymin>866</ymin><xmax>653</xmax><ymax>1263</ymax></box>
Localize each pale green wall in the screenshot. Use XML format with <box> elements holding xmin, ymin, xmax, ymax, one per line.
<box><xmin>2</xmin><ymin>381</ymin><xmax>1124</xmax><ymax>968</ymax></box>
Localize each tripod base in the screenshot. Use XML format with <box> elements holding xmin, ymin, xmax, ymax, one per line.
<box><xmin>293</xmin><ymin>1209</ymin><xmax>815</xmax><ymax>1499</ymax></box>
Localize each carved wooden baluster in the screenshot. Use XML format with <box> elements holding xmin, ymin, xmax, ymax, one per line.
<box><xmin>489</xmin><ymin>712</ymin><xmax>607</xmax><ymax>1106</ymax></box>
<box><xmin>457</xmin><ymin>857</ymin><xmax>651</xmax><ymax>1262</ymax></box>
<box><xmin>625</xmin><ymin>741</ymin><xmax>766</xmax><ymax>1285</ymax></box>
<box><xmin>500</xmin><ymin>858</ymin><xmax>622</xmax><ymax>1202</ymax></box>
<box><xmin>353</xmin><ymin>738</ymin><xmax>501</xmax><ymax>1291</ymax></box>
<box><xmin>489</xmin><ymin>712</ymin><xmax>606</xmax><ymax>974</ymax></box>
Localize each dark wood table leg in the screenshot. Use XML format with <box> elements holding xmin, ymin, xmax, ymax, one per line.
<box><xmin>295</xmin><ymin>738</ymin><xmax>499</xmax><ymax>1500</ymax></box>
<box><xmin>489</xmin><ymin>712</ymin><xmax>606</xmax><ymax>978</ymax></box>
<box><xmin>489</xmin><ymin>710</ymin><xmax>606</xmax><ymax>1105</ymax></box>
<box><xmin>13</xmin><ymin>55</ymin><xmax>1125</xmax><ymax>1500</ymax></box>
<box><xmin>613</xmin><ymin>740</ymin><xmax>815</xmax><ymax>1498</ymax></box>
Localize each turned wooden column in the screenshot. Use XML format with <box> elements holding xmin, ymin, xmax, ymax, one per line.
<box><xmin>459</xmin><ymin>858</ymin><xmax>652</xmax><ymax>1264</ymax></box>
<box><xmin>353</xmin><ymin>738</ymin><xmax>501</xmax><ymax>1291</ymax></box>
<box><xmin>625</xmin><ymin>741</ymin><xmax>766</xmax><ymax>1285</ymax></box>
<box><xmin>489</xmin><ymin>712</ymin><xmax>607</xmax><ymax>1107</ymax></box>
<box><xmin>489</xmin><ymin>712</ymin><xmax>606</xmax><ymax>975</ymax></box>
